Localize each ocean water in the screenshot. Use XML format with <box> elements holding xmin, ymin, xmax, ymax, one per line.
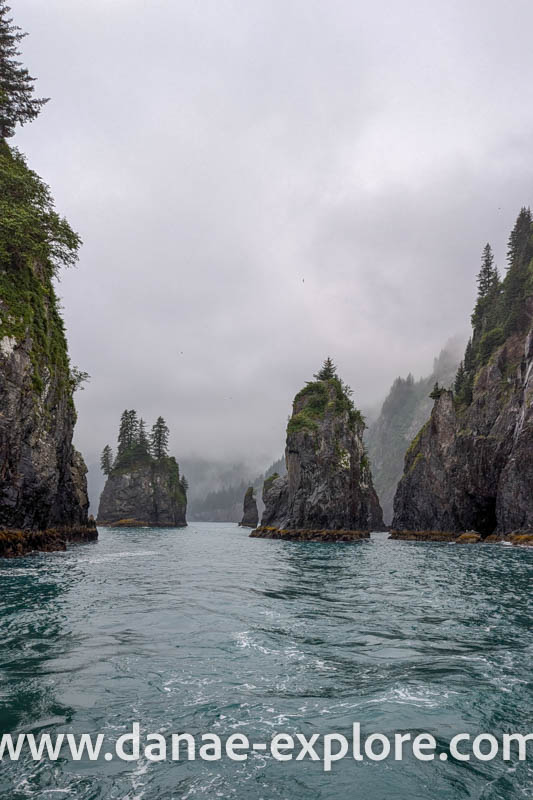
<box><xmin>0</xmin><ymin>524</ymin><xmax>531</xmax><ymax>799</ymax></box>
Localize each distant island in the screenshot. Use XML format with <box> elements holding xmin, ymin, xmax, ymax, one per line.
<box><xmin>97</xmin><ymin>412</ymin><xmax>188</xmax><ymax>527</ymax></box>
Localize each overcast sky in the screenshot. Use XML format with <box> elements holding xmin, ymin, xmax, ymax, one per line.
<box><xmin>14</xmin><ymin>0</ymin><xmax>533</xmax><ymax>502</ymax></box>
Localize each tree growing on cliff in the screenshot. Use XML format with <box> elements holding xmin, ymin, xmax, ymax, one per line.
<box><xmin>477</xmin><ymin>244</ymin><xmax>499</xmax><ymax>296</ymax></box>
<box><xmin>151</xmin><ymin>416</ymin><xmax>169</xmax><ymax>460</ymax></box>
<box><xmin>502</xmin><ymin>207</ymin><xmax>533</xmax><ymax>336</ymax></box>
<box><xmin>100</xmin><ymin>445</ymin><xmax>113</xmax><ymax>475</ymax></box>
<box><xmin>314</xmin><ymin>357</ymin><xmax>337</xmax><ymax>381</ymax></box>
<box><xmin>138</xmin><ymin>418</ymin><xmax>150</xmax><ymax>453</ymax></box>
<box><xmin>471</xmin><ymin>244</ymin><xmax>501</xmax><ymax>333</ymax></box>
<box><xmin>429</xmin><ymin>381</ymin><xmax>443</xmax><ymax>400</ymax></box>
<box><xmin>117</xmin><ymin>410</ymin><xmax>139</xmax><ymax>456</ymax></box>
<box><xmin>0</xmin><ymin>2</ymin><xmax>48</xmax><ymax>139</ymax></box>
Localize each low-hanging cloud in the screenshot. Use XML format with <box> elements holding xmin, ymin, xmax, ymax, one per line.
<box><xmin>13</xmin><ymin>0</ymin><xmax>533</xmax><ymax>506</ymax></box>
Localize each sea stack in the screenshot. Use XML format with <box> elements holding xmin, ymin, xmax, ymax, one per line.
<box><xmin>393</xmin><ymin>210</ymin><xmax>533</xmax><ymax>537</ymax></box>
<box><xmin>0</xmin><ymin>142</ymin><xmax>95</xmax><ymax>557</ymax></box>
<box><xmin>252</xmin><ymin>359</ymin><xmax>383</xmax><ymax>540</ymax></box>
<box><xmin>239</xmin><ymin>486</ymin><xmax>258</xmax><ymax>528</ymax></box>
<box><xmin>97</xmin><ymin>412</ymin><xmax>187</xmax><ymax>527</ymax></box>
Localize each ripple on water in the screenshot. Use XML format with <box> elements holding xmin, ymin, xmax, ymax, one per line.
<box><xmin>0</xmin><ymin>524</ymin><xmax>531</xmax><ymax>799</ymax></box>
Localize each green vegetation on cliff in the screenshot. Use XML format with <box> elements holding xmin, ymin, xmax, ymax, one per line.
<box><xmin>454</xmin><ymin>209</ymin><xmax>533</xmax><ymax>406</ymax></box>
<box><xmin>288</xmin><ymin>358</ymin><xmax>364</xmax><ymax>435</ymax></box>
<box><xmin>0</xmin><ymin>6</ymin><xmax>82</xmax><ymax>398</ymax></box>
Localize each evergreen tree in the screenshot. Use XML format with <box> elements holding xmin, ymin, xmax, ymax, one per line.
<box><xmin>454</xmin><ymin>362</ymin><xmax>465</xmax><ymax>395</ymax></box>
<box><xmin>471</xmin><ymin>244</ymin><xmax>501</xmax><ymax>331</ymax></box>
<box><xmin>0</xmin><ymin>3</ymin><xmax>48</xmax><ymax>139</ymax></box>
<box><xmin>100</xmin><ymin>445</ymin><xmax>113</xmax><ymax>475</ymax></box>
<box><xmin>180</xmin><ymin>475</ymin><xmax>189</xmax><ymax>492</ymax></box>
<box><xmin>151</xmin><ymin>416</ymin><xmax>169</xmax><ymax>460</ymax></box>
<box><xmin>314</xmin><ymin>357</ymin><xmax>337</xmax><ymax>381</ymax></box>
<box><xmin>506</xmin><ymin>207</ymin><xmax>533</xmax><ymax>268</ymax></box>
<box><xmin>477</xmin><ymin>244</ymin><xmax>499</xmax><ymax>297</ymax></box>
<box><xmin>138</xmin><ymin>418</ymin><xmax>149</xmax><ymax>452</ymax></box>
<box><xmin>502</xmin><ymin>207</ymin><xmax>533</xmax><ymax>335</ymax></box>
<box><xmin>463</xmin><ymin>338</ymin><xmax>475</xmax><ymax>373</ymax></box>
<box><xmin>116</xmin><ymin>409</ymin><xmax>138</xmax><ymax>458</ymax></box>
<box><xmin>429</xmin><ymin>381</ymin><xmax>443</xmax><ymax>400</ymax></box>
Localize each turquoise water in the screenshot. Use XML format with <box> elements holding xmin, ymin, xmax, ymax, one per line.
<box><xmin>0</xmin><ymin>524</ymin><xmax>531</xmax><ymax>799</ymax></box>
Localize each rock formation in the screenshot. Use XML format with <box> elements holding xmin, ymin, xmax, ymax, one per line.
<box><xmin>393</xmin><ymin>210</ymin><xmax>533</xmax><ymax>535</ymax></box>
<box><xmin>257</xmin><ymin>360</ymin><xmax>384</xmax><ymax>535</ymax></box>
<box><xmin>0</xmin><ymin>328</ymin><xmax>90</xmax><ymax>531</ymax></box>
<box><xmin>98</xmin><ymin>461</ymin><xmax>187</xmax><ymax>527</ymax></box>
<box><xmin>0</xmin><ymin>138</ymin><xmax>93</xmax><ymax>554</ymax></box>
<box><xmin>239</xmin><ymin>486</ymin><xmax>258</xmax><ymax>528</ymax></box>
<box><xmin>97</xmin><ymin>412</ymin><xmax>187</xmax><ymax>527</ymax></box>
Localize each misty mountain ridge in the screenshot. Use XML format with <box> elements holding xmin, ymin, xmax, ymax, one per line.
<box><xmin>365</xmin><ymin>336</ymin><xmax>464</xmax><ymax>524</ymax></box>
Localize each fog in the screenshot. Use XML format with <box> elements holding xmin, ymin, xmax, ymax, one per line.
<box><xmin>13</xmin><ymin>0</ymin><xmax>533</xmax><ymax>508</ymax></box>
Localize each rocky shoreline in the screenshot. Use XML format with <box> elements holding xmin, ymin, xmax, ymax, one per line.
<box><xmin>0</xmin><ymin>523</ymin><xmax>98</xmax><ymax>559</ymax></box>
<box><xmin>100</xmin><ymin>518</ymin><xmax>187</xmax><ymax>528</ymax></box>
<box><xmin>389</xmin><ymin>530</ymin><xmax>533</xmax><ymax>546</ymax></box>
<box><xmin>250</xmin><ymin>526</ymin><xmax>371</xmax><ymax>542</ymax></box>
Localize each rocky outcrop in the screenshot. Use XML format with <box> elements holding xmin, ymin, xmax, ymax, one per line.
<box><xmin>239</xmin><ymin>486</ymin><xmax>258</xmax><ymax>528</ymax></box>
<box><xmin>257</xmin><ymin>371</ymin><xmax>384</xmax><ymax>535</ymax></box>
<box><xmin>393</xmin><ymin>318</ymin><xmax>533</xmax><ymax>535</ymax></box>
<box><xmin>0</xmin><ymin>329</ymin><xmax>90</xmax><ymax>530</ymax></box>
<box><xmin>97</xmin><ymin>459</ymin><xmax>187</xmax><ymax>527</ymax></box>
<box><xmin>0</xmin><ymin>522</ymin><xmax>97</xmax><ymax>558</ymax></box>
<box><xmin>0</xmin><ymin>311</ymin><xmax>90</xmax><ymax>532</ymax></box>
<box><xmin>251</xmin><ymin>526</ymin><xmax>370</xmax><ymax>542</ymax></box>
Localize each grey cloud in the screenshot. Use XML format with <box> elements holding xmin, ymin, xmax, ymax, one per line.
<box><xmin>13</xmin><ymin>0</ymin><xmax>533</xmax><ymax>507</ymax></box>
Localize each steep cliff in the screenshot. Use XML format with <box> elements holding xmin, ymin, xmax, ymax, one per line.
<box><xmin>257</xmin><ymin>362</ymin><xmax>383</xmax><ymax>534</ymax></box>
<box><xmin>0</xmin><ymin>141</ymin><xmax>92</xmax><ymax>551</ymax></box>
<box><xmin>393</xmin><ymin>211</ymin><xmax>533</xmax><ymax>535</ymax></box>
<box><xmin>366</xmin><ymin>339</ymin><xmax>461</xmax><ymax>523</ymax></box>
<box><xmin>239</xmin><ymin>486</ymin><xmax>258</xmax><ymax>528</ymax></box>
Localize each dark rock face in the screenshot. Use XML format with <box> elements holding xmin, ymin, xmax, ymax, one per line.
<box><xmin>260</xmin><ymin>379</ymin><xmax>384</xmax><ymax>531</ymax></box>
<box><xmin>97</xmin><ymin>462</ymin><xmax>187</xmax><ymax>527</ymax></box>
<box><xmin>0</xmin><ymin>329</ymin><xmax>90</xmax><ymax>532</ymax></box>
<box><xmin>393</xmin><ymin>324</ymin><xmax>533</xmax><ymax>534</ymax></box>
<box><xmin>239</xmin><ymin>487</ymin><xmax>258</xmax><ymax>528</ymax></box>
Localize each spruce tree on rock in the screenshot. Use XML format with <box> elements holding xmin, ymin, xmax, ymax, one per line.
<box><xmin>477</xmin><ymin>244</ymin><xmax>500</xmax><ymax>297</ymax></box>
<box><xmin>151</xmin><ymin>416</ymin><xmax>169</xmax><ymax>460</ymax></box>
<box><xmin>503</xmin><ymin>207</ymin><xmax>533</xmax><ymax>335</ymax></box>
<box><xmin>138</xmin><ymin>418</ymin><xmax>149</xmax><ymax>453</ymax></box>
<box><xmin>100</xmin><ymin>445</ymin><xmax>113</xmax><ymax>475</ymax></box>
<box><xmin>0</xmin><ymin>3</ymin><xmax>49</xmax><ymax>139</ymax></box>
<box><xmin>454</xmin><ymin>362</ymin><xmax>465</xmax><ymax>395</ymax></box>
<box><xmin>116</xmin><ymin>409</ymin><xmax>139</xmax><ymax>463</ymax></box>
<box><xmin>314</xmin><ymin>357</ymin><xmax>337</xmax><ymax>381</ymax></box>
<box><xmin>429</xmin><ymin>381</ymin><xmax>443</xmax><ymax>400</ymax></box>
<box><xmin>471</xmin><ymin>244</ymin><xmax>501</xmax><ymax>332</ymax></box>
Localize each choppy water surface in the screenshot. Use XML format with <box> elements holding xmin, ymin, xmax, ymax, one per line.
<box><xmin>0</xmin><ymin>524</ymin><xmax>531</xmax><ymax>799</ymax></box>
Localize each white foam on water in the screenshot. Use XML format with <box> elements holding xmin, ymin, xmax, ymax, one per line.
<box><xmin>87</xmin><ymin>551</ymin><xmax>157</xmax><ymax>564</ymax></box>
